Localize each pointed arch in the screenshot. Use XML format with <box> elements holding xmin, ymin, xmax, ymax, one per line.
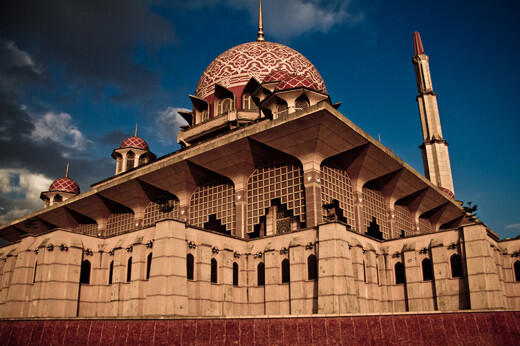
<box><xmin>126</xmin><ymin>257</ymin><xmax>132</xmax><ymax>282</ymax></box>
<box><xmin>211</xmin><ymin>258</ymin><xmax>218</xmax><ymax>283</ymax></box>
<box><xmin>295</xmin><ymin>94</ymin><xmax>310</xmax><ymax>110</ymax></box>
<box><xmin>108</xmin><ymin>261</ymin><xmax>114</xmax><ymax>284</ymax></box>
<box><xmin>146</xmin><ymin>253</ymin><xmax>153</xmax><ymax>280</ymax></box>
<box><xmin>126</xmin><ymin>151</ymin><xmax>135</xmax><ymax>170</ymax></box>
<box><xmin>307</xmin><ymin>254</ymin><xmax>317</xmax><ymax>280</ymax></box>
<box><xmin>233</xmin><ymin>262</ymin><xmax>239</xmax><ymax>286</ymax></box>
<box><xmin>422</xmin><ymin>258</ymin><xmax>434</xmax><ymax>281</ymax></box>
<box><xmin>450</xmin><ymin>254</ymin><xmax>463</xmax><ymax>278</ymax></box>
<box><xmin>395</xmin><ymin>262</ymin><xmax>405</xmax><ymax>284</ymax></box>
<box><xmin>281</xmin><ymin>258</ymin><xmax>290</xmax><ymax>283</ymax></box>
<box><xmin>257</xmin><ymin>262</ymin><xmax>265</xmax><ymax>286</ymax></box>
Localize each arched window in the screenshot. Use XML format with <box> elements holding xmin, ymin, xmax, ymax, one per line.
<box><xmin>277</xmin><ymin>100</ymin><xmax>288</xmax><ymax>116</ymax></box>
<box><xmin>217</xmin><ymin>98</ymin><xmax>233</xmax><ymax>115</ymax></box>
<box><xmin>126</xmin><ymin>257</ymin><xmax>132</xmax><ymax>282</ymax></box>
<box><xmin>422</xmin><ymin>258</ymin><xmax>434</xmax><ymax>281</ymax></box>
<box><xmin>187</xmin><ymin>254</ymin><xmax>194</xmax><ymax>280</ymax></box>
<box><xmin>115</xmin><ymin>153</ymin><xmax>123</xmax><ymax>174</ymax></box>
<box><xmin>201</xmin><ymin>110</ymin><xmax>209</xmax><ymax>122</ymax></box>
<box><xmin>395</xmin><ymin>262</ymin><xmax>405</xmax><ymax>284</ymax></box>
<box><xmin>257</xmin><ymin>262</ymin><xmax>265</xmax><ymax>286</ymax></box>
<box><xmin>450</xmin><ymin>254</ymin><xmax>463</xmax><ymax>278</ymax></box>
<box><xmin>33</xmin><ymin>261</ymin><xmax>37</xmax><ymax>284</ymax></box>
<box><xmin>307</xmin><ymin>254</ymin><xmax>317</xmax><ymax>280</ymax></box>
<box><xmin>363</xmin><ymin>260</ymin><xmax>367</xmax><ymax>283</ymax></box>
<box><xmin>138</xmin><ymin>155</ymin><xmax>147</xmax><ymax>167</ymax></box>
<box><xmin>54</xmin><ymin>194</ymin><xmax>63</xmax><ymax>203</ymax></box>
<box><xmin>514</xmin><ymin>261</ymin><xmax>520</xmax><ymax>282</ymax></box>
<box><xmin>80</xmin><ymin>260</ymin><xmax>91</xmax><ymax>284</ymax></box>
<box><xmin>281</xmin><ymin>258</ymin><xmax>290</xmax><ymax>283</ymax></box>
<box><xmin>108</xmin><ymin>261</ymin><xmax>114</xmax><ymax>284</ymax></box>
<box><xmin>242</xmin><ymin>94</ymin><xmax>258</xmax><ymax>111</ymax></box>
<box><xmin>295</xmin><ymin>94</ymin><xmax>310</xmax><ymax>110</ymax></box>
<box><xmin>126</xmin><ymin>151</ymin><xmax>135</xmax><ymax>170</ymax></box>
<box><xmin>233</xmin><ymin>262</ymin><xmax>239</xmax><ymax>286</ymax></box>
<box><xmin>146</xmin><ymin>253</ymin><xmax>152</xmax><ymax>280</ymax></box>
<box><xmin>211</xmin><ymin>258</ymin><xmax>218</xmax><ymax>283</ymax></box>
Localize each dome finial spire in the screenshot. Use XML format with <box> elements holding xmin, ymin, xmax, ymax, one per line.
<box><xmin>65</xmin><ymin>162</ymin><xmax>69</xmax><ymax>178</ymax></box>
<box><xmin>134</xmin><ymin>123</ymin><xmax>138</xmax><ymax>137</ymax></box>
<box><xmin>257</xmin><ymin>0</ymin><xmax>265</xmax><ymax>41</ymax></box>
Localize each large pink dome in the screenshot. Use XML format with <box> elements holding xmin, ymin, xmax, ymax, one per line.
<box><xmin>195</xmin><ymin>41</ymin><xmax>327</xmax><ymax>99</ymax></box>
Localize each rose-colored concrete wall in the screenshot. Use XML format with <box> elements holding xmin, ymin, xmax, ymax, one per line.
<box><xmin>0</xmin><ymin>220</ymin><xmax>520</xmax><ymax>319</ymax></box>
<box><xmin>1</xmin><ymin>311</ymin><xmax>519</xmax><ymax>345</ymax></box>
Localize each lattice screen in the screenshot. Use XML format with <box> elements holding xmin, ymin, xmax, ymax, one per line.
<box><xmin>143</xmin><ymin>199</ymin><xmax>180</xmax><ymax>227</ymax></box>
<box><xmin>106</xmin><ymin>213</ymin><xmax>134</xmax><ymax>237</ymax></box>
<box><xmin>362</xmin><ymin>187</ymin><xmax>390</xmax><ymax>239</ymax></box>
<box><xmin>73</xmin><ymin>223</ymin><xmax>98</xmax><ymax>236</ymax></box>
<box><xmin>320</xmin><ymin>163</ymin><xmax>355</xmax><ymax>226</ymax></box>
<box><xmin>189</xmin><ymin>180</ymin><xmax>235</xmax><ymax>233</ymax></box>
<box><xmin>394</xmin><ymin>205</ymin><xmax>414</xmax><ymax>238</ymax></box>
<box><xmin>247</xmin><ymin>161</ymin><xmax>305</xmax><ymax>233</ymax></box>
<box><xmin>419</xmin><ymin>217</ymin><xmax>434</xmax><ymax>234</ymax></box>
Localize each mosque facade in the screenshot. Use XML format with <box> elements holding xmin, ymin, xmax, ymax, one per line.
<box><xmin>0</xmin><ymin>3</ymin><xmax>519</xmax><ymax>321</ymax></box>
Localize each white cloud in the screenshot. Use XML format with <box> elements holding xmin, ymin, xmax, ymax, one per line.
<box><xmin>156</xmin><ymin>107</ymin><xmax>190</xmax><ymax>145</ymax></box>
<box><xmin>505</xmin><ymin>223</ymin><xmax>520</xmax><ymax>230</ymax></box>
<box><xmin>30</xmin><ymin>112</ymin><xmax>90</xmax><ymax>151</ymax></box>
<box><xmin>0</xmin><ymin>168</ymin><xmax>53</xmax><ymax>224</ymax></box>
<box><xmin>185</xmin><ymin>0</ymin><xmax>362</xmax><ymax>40</ymax></box>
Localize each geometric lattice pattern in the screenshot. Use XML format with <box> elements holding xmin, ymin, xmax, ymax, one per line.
<box><xmin>189</xmin><ymin>180</ymin><xmax>235</xmax><ymax>233</ymax></box>
<box><xmin>320</xmin><ymin>163</ymin><xmax>355</xmax><ymax>227</ymax></box>
<box><xmin>394</xmin><ymin>205</ymin><xmax>415</xmax><ymax>238</ymax></box>
<box><xmin>362</xmin><ymin>187</ymin><xmax>390</xmax><ymax>239</ymax></box>
<box><xmin>49</xmin><ymin>177</ymin><xmax>80</xmax><ymax>194</ymax></box>
<box><xmin>73</xmin><ymin>223</ymin><xmax>98</xmax><ymax>236</ymax></box>
<box><xmin>277</xmin><ymin>74</ymin><xmax>319</xmax><ymax>91</ymax></box>
<box><xmin>247</xmin><ymin>161</ymin><xmax>305</xmax><ymax>233</ymax></box>
<box><xmin>120</xmin><ymin>136</ymin><xmax>149</xmax><ymax>150</ymax></box>
<box><xmin>419</xmin><ymin>217</ymin><xmax>434</xmax><ymax>234</ymax></box>
<box><xmin>196</xmin><ymin>41</ymin><xmax>327</xmax><ymax>99</ymax></box>
<box><xmin>143</xmin><ymin>199</ymin><xmax>180</xmax><ymax>227</ymax></box>
<box><xmin>106</xmin><ymin>213</ymin><xmax>135</xmax><ymax>237</ymax></box>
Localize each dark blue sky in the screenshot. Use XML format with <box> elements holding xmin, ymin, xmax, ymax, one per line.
<box><xmin>0</xmin><ymin>0</ymin><xmax>518</xmax><ymax>238</ymax></box>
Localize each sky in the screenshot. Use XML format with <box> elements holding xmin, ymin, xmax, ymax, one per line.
<box><xmin>0</xmin><ymin>0</ymin><xmax>519</xmax><ymax>239</ymax></box>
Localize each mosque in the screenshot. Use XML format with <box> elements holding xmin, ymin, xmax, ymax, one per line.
<box><xmin>0</xmin><ymin>1</ymin><xmax>519</xmax><ymax>342</ymax></box>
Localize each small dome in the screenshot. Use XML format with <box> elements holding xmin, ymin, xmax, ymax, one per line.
<box><xmin>49</xmin><ymin>177</ymin><xmax>80</xmax><ymax>195</ymax></box>
<box><xmin>196</xmin><ymin>41</ymin><xmax>327</xmax><ymax>99</ymax></box>
<box><xmin>120</xmin><ymin>136</ymin><xmax>149</xmax><ymax>151</ymax></box>
<box><xmin>276</xmin><ymin>74</ymin><xmax>320</xmax><ymax>91</ymax></box>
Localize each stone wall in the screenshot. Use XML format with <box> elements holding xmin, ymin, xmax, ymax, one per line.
<box><xmin>0</xmin><ymin>311</ymin><xmax>518</xmax><ymax>345</ymax></box>
<box><xmin>0</xmin><ymin>220</ymin><xmax>519</xmax><ymax>318</ymax></box>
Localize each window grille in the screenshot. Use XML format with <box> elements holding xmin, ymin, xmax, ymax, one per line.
<box><xmin>320</xmin><ymin>162</ymin><xmax>355</xmax><ymax>226</ymax></box>
<box><xmin>106</xmin><ymin>212</ymin><xmax>134</xmax><ymax>237</ymax></box>
<box><xmin>189</xmin><ymin>180</ymin><xmax>235</xmax><ymax>234</ymax></box>
<box><xmin>143</xmin><ymin>199</ymin><xmax>180</xmax><ymax>227</ymax></box>
<box><xmin>394</xmin><ymin>205</ymin><xmax>414</xmax><ymax>238</ymax></box>
<box><xmin>362</xmin><ymin>187</ymin><xmax>390</xmax><ymax>239</ymax></box>
<box><xmin>247</xmin><ymin>161</ymin><xmax>305</xmax><ymax>233</ymax></box>
<box><xmin>73</xmin><ymin>223</ymin><xmax>98</xmax><ymax>236</ymax></box>
<box><xmin>419</xmin><ymin>217</ymin><xmax>434</xmax><ymax>234</ymax></box>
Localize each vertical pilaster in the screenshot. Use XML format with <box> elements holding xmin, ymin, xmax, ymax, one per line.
<box><xmin>264</xmin><ymin>250</ymin><xmax>280</xmax><ymax>315</ymax></box>
<box><xmin>317</xmin><ymin>223</ymin><xmax>358</xmax><ymax>314</ymax></box>
<box><xmin>303</xmin><ymin>168</ymin><xmax>322</xmax><ymax>228</ymax></box>
<box><xmin>463</xmin><ymin>224</ymin><xmax>505</xmax><ymax>309</ymax></box>
<box><xmin>403</xmin><ymin>245</ymin><xmax>422</xmax><ymax>311</ymax></box>
<box><xmin>221</xmin><ymin>249</ymin><xmax>234</xmax><ymax>316</ymax></box>
<box><xmin>289</xmin><ymin>245</ymin><xmax>305</xmax><ymax>314</ymax></box>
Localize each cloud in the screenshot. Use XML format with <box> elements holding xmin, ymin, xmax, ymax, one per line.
<box><xmin>0</xmin><ymin>1</ymin><xmax>176</xmax><ymax>100</ymax></box>
<box><xmin>30</xmin><ymin>112</ymin><xmax>90</xmax><ymax>151</ymax></box>
<box><xmin>179</xmin><ymin>0</ymin><xmax>363</xmax><ymax>40</ymax></box>
<box><xmin>0</xmin><ymin>168</ymin><xmax>53</xmax><ymax>224</ymax></box>
<box><xmin>156</xmin><ymin>107</ymin><xmax>189</xmax><ymax>145</ymax></box>
<box><xmin>505</xmin><ymin>223</ymin><xmax>520</xmax><ymax>230</ymax></box>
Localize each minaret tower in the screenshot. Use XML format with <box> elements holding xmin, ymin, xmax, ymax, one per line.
<box><xmin>413</xmin><ymin>32</ymin><xmax>455</xmax><ymax>198</ymax></box>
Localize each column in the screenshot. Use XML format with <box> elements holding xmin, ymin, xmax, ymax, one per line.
<box><xmin>289</xmin><ymin>245</ymin><xmax>305</xmax><ymax>314</ymax></box>
<box><xmin>303</xmin><ymin>167</ymin><xmax>322</xmax><ymax>228</ymax></box>
<box><xmin>144</xmin><ymin>220</ymin><xmax>188</xmax><ymax>316</ymax></box>
<box><xmin>463</xmin><ymin>224</ymin><xmax>505</xmax><ymax>309</ymax></box>
<box><xmin>403</xmin><ymin>245</ymin><xmax>422</xmax><ymax>311</ymax></box>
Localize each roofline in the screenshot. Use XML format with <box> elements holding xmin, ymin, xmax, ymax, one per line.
<box><xmin>0</xmin><ymin>101</ymin><xmax>467</xmax><ymax>234</ymax></box>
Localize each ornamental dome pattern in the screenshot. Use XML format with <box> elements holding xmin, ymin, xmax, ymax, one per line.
<box><xmin>195</xmin><ymin>41</ymin><xmax>327</xmax><ymax>99</ymax></box>
<box><xmin>120</xmin><ymin>136</ymin><xmax>149</xmax><ymax>151</ymax></box>
<box><xmin>49</xmin><ymin>177</ymin><xmax>80</xmax><ymax>195</ymax></box>
<box><xmin>276</xmin><ymin>74</ymin><xmax>320</xmax><ymax>91</ymax></box>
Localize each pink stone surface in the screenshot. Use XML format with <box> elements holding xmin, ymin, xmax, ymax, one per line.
<box><xmin>1</xmin><ymin>311</ymin><xmax>519</xmax><ymax>345</ymax></box>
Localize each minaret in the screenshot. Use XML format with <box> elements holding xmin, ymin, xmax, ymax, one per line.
<box><xmin>412</xmin><ymin>32</ymin><xmax>455</xmax><ymax>198</ymax></box>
